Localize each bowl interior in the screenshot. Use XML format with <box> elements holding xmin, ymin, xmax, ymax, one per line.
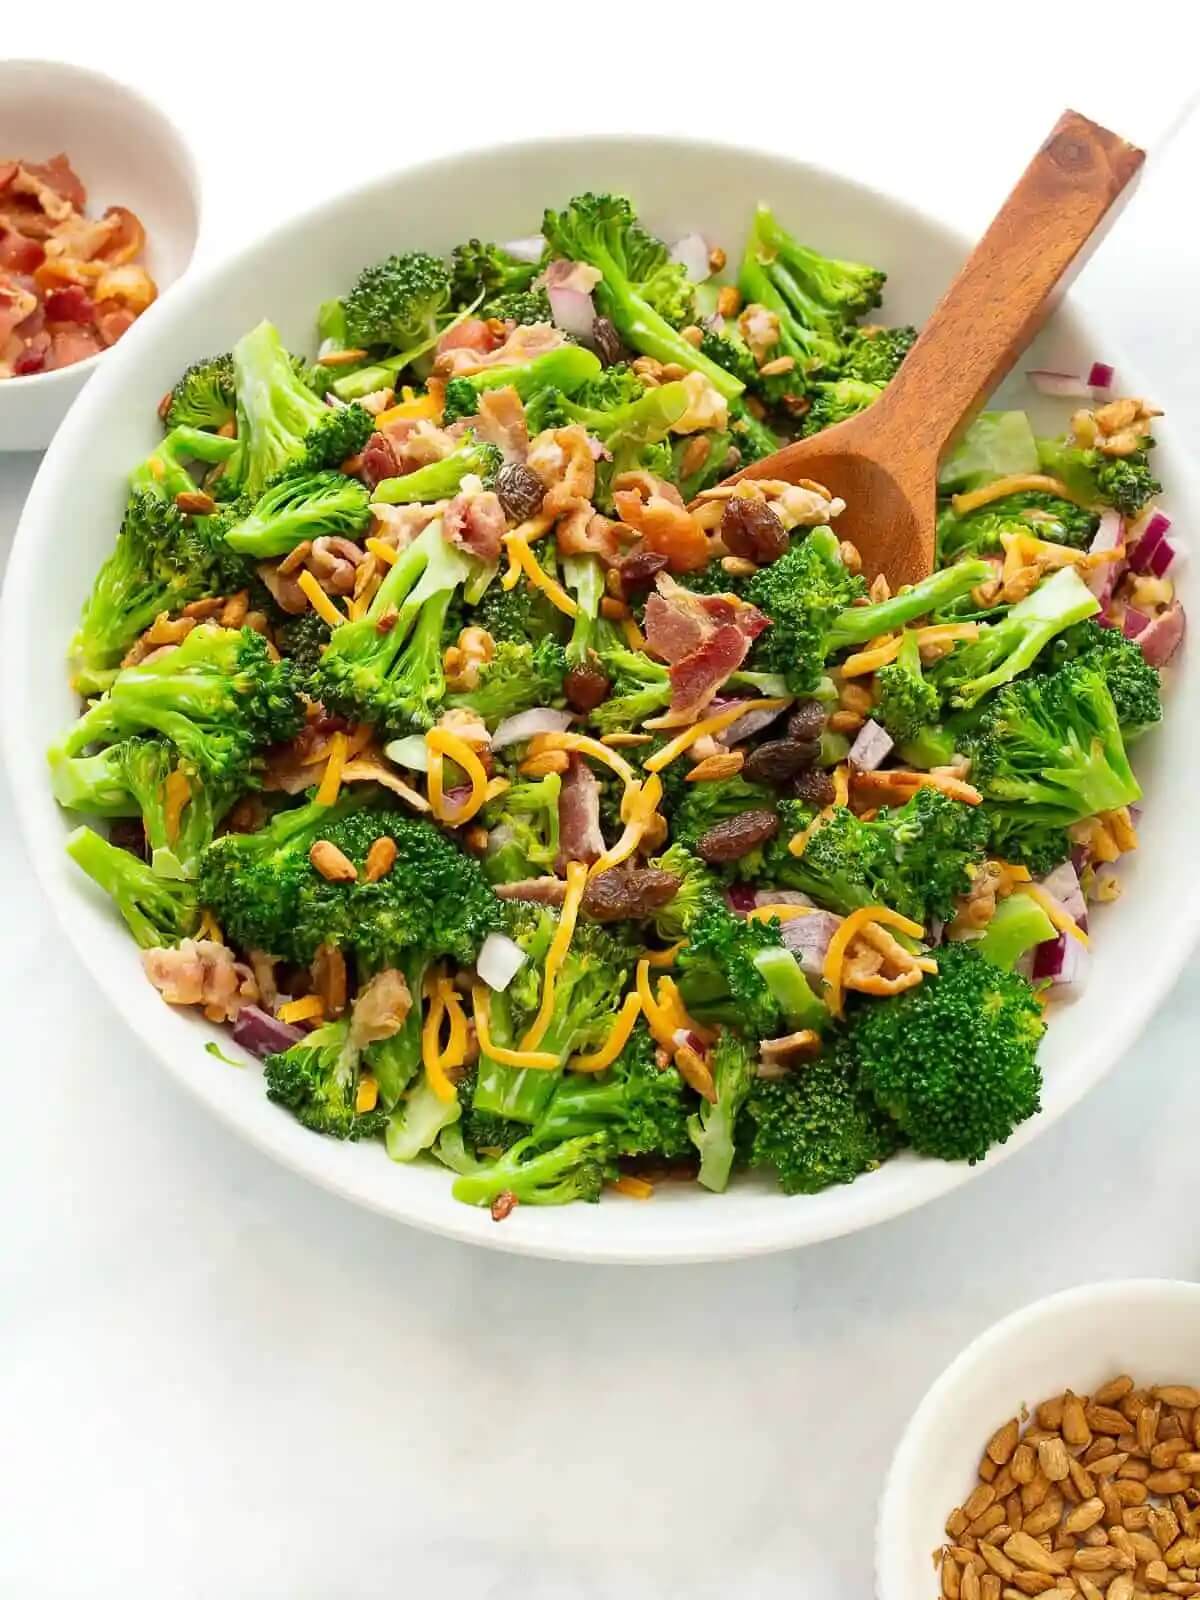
<box><xmin>3</xmin><ymin>137</ymin><xmax>1197</xmax><ymax>1262</ymax></box>
<box><xmin>877</xmin><ymin>1281</ymin><xmax>1200</xmax><ymax>1599</ymax></box>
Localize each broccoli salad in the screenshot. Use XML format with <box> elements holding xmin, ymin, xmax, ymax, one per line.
<box><xmin>51</xmin><ymin>192</ymin><xmax>1185</xmax><ymax>1215</ymax></box>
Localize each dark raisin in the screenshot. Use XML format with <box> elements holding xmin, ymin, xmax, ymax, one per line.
<box><xmin>696</xmin><ymin>808</ymin><xmax>779</xmax><ymax>864</ymax></box>
<box><xmin>787</xmin><ymin>701</ymin><xmax>827</xmax><ymax>742</ymax></box>
<box><xmin>564</xmin><ymin>664</ymin><xmax>611</xmax><ymax>713</ymax></box>
<box><xmin>583</xmin><ymin>868</ymin><xmax>681</xmax><ymax>922</ymax></box>
<box><xmin>495</xmin><ymin>461</ymin><xmax>545</xmax><ymax>522</ymax></box>
<box><xmin>592</xmin><ymin>316</ymin><xmax>625</xmax><ymax>368</ymax></box>
<box><xmin>793</xmin><ymin>769</ymin><xmax>836</xmax><ymax>807</ymax></box>
<box><xmin>618</xmin><ymin>545</ymin><xmax>670</xmax><ymax>593</ymax></box>
<box><xmin>107</xmin><ymin>818</ymin><xmax>148</xmax><ymax>860</ymax></box>
<box><xmin>719</xmin><ymin>498</ymin><xmax>788</xmax><ymax>565</ymax></box>
<box><xmin>743</xmin><ymin>739</ymin><xmax>818</xmax><ymax>785</ymax></box>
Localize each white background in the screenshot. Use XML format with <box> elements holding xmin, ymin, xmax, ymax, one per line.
<box><xmin>3</xmin><ymin>8</ymin><xmax>1199</xmax><ymax>1596</ymax></box>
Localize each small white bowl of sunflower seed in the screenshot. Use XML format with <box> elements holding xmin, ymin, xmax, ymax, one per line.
<box><xmin>877</xmin><ymin>1280</ymin><xmax>1200</xmax><ymax>1600</ymax></box>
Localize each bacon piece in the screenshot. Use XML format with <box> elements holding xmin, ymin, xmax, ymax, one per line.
<box><xmin>556</xmin><ymin>504</ymin><xmax>622</xmax><ymax>564</ymax></box>
<box><xmin>369</xmin><ymin>501</ymin><xmax>443</xmax><ymax>550</ymax></box>
<box><xmin>41</xmin><ymin>211</ymin><xmax>120</xmax><ymax>263</ymax></box>
<box><xmin>612</xmin><ymin>474</ymin><xmax>710</xmax><ymax>573</ymax></box>
<box><xmin>669</xmin><ymin>624</ymin><xmax>750</xmax><ymax>718</ymax></box>
<box><xmin>493</xmin><ymin>877</ymin><xmax>569</xmax><ymax>907</ymax></box>
<box><xmin>436</xmin><ymin>317</ymin><xmax>497</xmax><ymax>358</ymax></box>
<box><xmin>0</xmin><ymin>227</ymin><xmax>44</xmax><ymax>274</ymax></box>
<box><xmin>434</xmin><ymin>320</ymin><xmax>563</xmax><ymax>379</ymax></box>
<box><xmin>348</xmin><ymin>968</ymin><xmax>412</xmax><ymax>1052</ymax></box>
<box><xmin>48</xmin><ymin>322</ymin><xmax>102</xmax><ymax>368</ymax></box>
<box><xmin>44</xmin><ymin>284</ymin><xmax>95</xmax><ymax>324</ymax></box>
<box><xmin>94</xmin><ymin>302</ymin><xmax>136</xmax><ymax>347</ymax></box>
<box><xmin>557</xmin><ymin>756</ymin><xmax>605</xmax><ymax>870</ymax></box>
<box><xmin>527</xmin><ymin>424</ymin><xmax>596</xmax><ymax>517</ymax></box>
<box><xmin>94</xmin><ymin>205</ymin><xmax>145</xmax><ymax>266</ymax></box>
<box><xmin>644</xmin><ymin>573</ymin><xmax>768</xmax><ymax>666</ymax></box>
<box><xmin>0</xmin><ymin>273</ymin><xmax>38</xmax><ymax>346</ymax></box>
<box><xmin>360</xmin><ymin>430</ymin><xmax>399</xmax><ymax>489</ymax></box>
<box><xmin>13</xmin><ymin>342</ymin><xmax>47</xmax><ymax>376</ymax></box>
<box><xmin>1137</xmin><ymin>599</ymin><xmax>1185</xmax><ymax>666</ymax></box>
<box><xmin>22</xmin><ymin>154</ymin><xmax>86</xmax><ymax>212</ymax></box>
<box><xmin>379</xmin><ymin>417</ymin><xmax>455</xmax><ymax>474</ymax></box>
<box><xmin>473</xmin><ymin>385</ymin><xmax>528</xmax><ymax>461</ymax></box>
<box><xmin>141</xmin><ymin>939</ymin><xmax>258</xmax><ymax>1022</ymax></box>
<box><xmin>0</xmin><ymin>163</ymin><xmax>16</xmax><ymax>194</ymax></box>
<box><xmin>443</xmin><ymin>489</ymin><xmax>506</xmax><ymax>563</ymax></box>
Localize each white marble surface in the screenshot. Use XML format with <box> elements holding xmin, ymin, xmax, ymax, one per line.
<box><xmin>2</xmin><ymin>11</ymin><xmax>1199</xmax><ymax>1596</ymax></box>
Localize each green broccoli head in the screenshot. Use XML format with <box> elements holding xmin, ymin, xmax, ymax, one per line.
<box><xmin>646</xmin><ymin>844</ymin><xmax>722</xmax><ymax>941</ymax></box>
<box><xmin>874</xmin><ymin>630</ymin><xmax>941</xmax><ymax>744</ymax></box>
<box><xmin>745</xmin><ymin>529</ymin><xmax>867</xmax><ymax>693</ymax></box>
<box><xmin>66</xmin><ymin>824</ymin><xmax>199</xmax><ymax>949</ymax></box>
<box><xmin>670</xmin><ymin>773</ymin><xmax>778</xmax><ymax>857</ymax></box>
<box><xmin>264</xmin><ymin>1019</ymin><xmax>386</xmax><ymax>1141</ymax></box>
<box><xmin>447</xmin><ymin>636</ymin><xmax>567</xmax><ymax>728</ymax></box>
<box><xmin>275</xmin><ymin>610</ymin><xmax>332</xmax><ymax>679</ymax></box>
<box><xmin>221</xmin><ymin>469</ymin><xmax>372</xmax><ymax>558</ymax></box>
<box><xmin>1036</xmin><ymin>434</ymin><xmax>1161</xmax><ymax>519</ymax></box>
<box><xmin>482</xmin><ymin>287</ymin><xmax>552</xmax><ymax>326</ymax></box>
<box><xmin>1040</xmin><ymin>619</ymin><xmax>1162</xmax><ymax>736</ymax></box>
<box><xmin>450</xmin><ymin>238</ymin><xmax>544</xmax><ymax>307</ymax></box>
<box><xmin>343</xmin><ymin>251</ymin><xmax>455</xmax><ymax>349</ymax></box>
<box><xmin>164</xmin><ymin>353</ymin><xmax>236</xmax><ymax>432</ymax></box>
<box><xmin>451</xmin><ymin>1132</ymin><xmax>608</xmax><ymax>1207</ymax></box>
<box><xmin>479</xmin><ymin>770</ymin><xmax>562</xmax><ymax>884</ymax></box>
<box><xmin>801</xmin><ymin>377</ymin><xmax>885</xmax><ymax>436</ymax></box>
<box><xmin>840</xmin><ymin>325</ymin><xmax>917</xmax><ymax>385</ymax></box>
<box><xmin>532</xmin><ymin>1023</ymin><xmax>693</xmax><ymax>1161</ymax></box>
<box><xmin>473</xmin><ymin>569</ymin><xmax>565</xmax><ymax>647</ymax></box>
<box><xmin>847</xmin><ymin>942</ymin><xmax>1044</xmax><ymax>1163</ymax></box>
<box><xmin>441</xmin><ymin>342</ymin><xmax>604</xmax><ymax>426</ymax></box>
<box><xmin>588</xmin><ymin>642</ymin><xmax>671</xmax><ymax>735</ymax></box>
<box><xmin>746</xmin><ymin>1041</ymin><xmax>904</xmax><ymax>1194</ymax></box>
<box><xmin>676</xmin><ymin>902</ymin><xmax>821</xmax><ymax>1039</ymax></box>
<box><xmin>937</xmin><ymin>491</ymin><xmax>1100</xmax><ymax>564</ymax></box>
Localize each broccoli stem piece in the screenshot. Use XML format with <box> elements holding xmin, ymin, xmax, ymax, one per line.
<box><xmin>385</xmin><ymin>1071</ymin><xmax>463</xmax><ymax>1162</ymax></box>
<box><xmin>750</xmin><ymin>946</ymin><xmax>827</xmax><ymax>1032</ymax></box>
<box><xmin>825</xmin><ymin>561</ymin><xmax>993</xmax><ymax>653</ymax></box>
<box><xmin>970</xmin><ymin>893</ymin><xmax>1057</xmax><ymax>971</ymax></box>
<box><xmin>66</xmin><ymin>825</ymin><xmax>198</xmax><ymax>948</ymax></box>
<box><xmin>564</xmin><ymin>553</ymin><xmax>604</xmax><ymax>667</ymax></box>
<box><xmin>451</xmin><ymin>1133</ymin><xmax>608</xmax><ymax>1207</ymax></box>
<box><xmin>688</xmin><ymin>1033</ymin><xmax>755</xmax><ymax>1194</ymax></box>
<box><xmin>372</xmin><ymin>435</ymin><xmax>502</xmax><ymax>504</ymax></box>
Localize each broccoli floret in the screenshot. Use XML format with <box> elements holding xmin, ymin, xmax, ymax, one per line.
<box><xmin>980</xmin><ymin>813</ymin><xmax>1073</xmax><ymax>879</ymax></box>
<box><xmin>646</xmin><ymin>844</ymin><xmax>721</xmax><ymax>941</ymax></box>
<box><xmin>221</xmin><ymin>469</ymin><xmax>371</xmax><ymax>557</ymax></box>
<box><xmin>840</xmin><ymin>325</ymin><xmax>917</xmax><ymax>385</ymax></box>
<box><xmin>801</xmin><ymin>376</ymin><xmax>885</xmax><ymax>436</ymax></box>
<box><xmin>761</xmin><ymin>787</ymin><xmax>988</xmax><ymax>925</ymax></box>
<box><xmin>440</xmin><ymin>342</ymin><xmax>603</xmax><ymax>424</ymax></box>
<box><xmin>1040</xmin><ymin>619</ymin><xmax>1162</xmax><ymax>736</ymax></box>
<box><xmin>686</xmin><ymin>1031</ymin><xmax>756</xmax><ymax>1194</ymax></box>
<box><xmin>310</xmin><ymin>519</ymin><xmax>476</xmax><ymax>733</ymax></box>
<box><xmin>65</xmin><ymin>824</ymin><xmax>198</xmax><ymax>948</ymax></box>
<box><xmin>1037</xmin><ymin>434</ymin><xmax>1161</xmax><ymax>518</ymax></box>
<box><xmin>165</xmin><ymin>353</ymin><xmax>236</xmax><ymax>432</ymax></box>
<box><xmin>670</xmin><ymin>773</ymin><xmax>777</xmax><ymax>855</ymax></box>
<box><xmin>743</xmin><ymin>529</ymin><xmax>863</xmax><ymax>692</ymax></box>
<box><xmin>676</xmin><ymin>902</ymin><xmax>823</xmax><ymax>1037</ymax></box>
<box><xmin>542</xmin><ymin>193</ymin><xmax>742</xmax><ymax>401</ymax></box>
<box><xmin>447</xmin><ymin>635</ymin><xmax>567</xmax><ymax>727</ymax></box>
<box><xmin>847</xmin><ymin>942</ymin><xmax>1044</xmax><ymax>1163</ymax></box>
<box><xmin>451</xmin><ymin>1132</ymin><xmax>608</xmax><ymax>1208</ymax></box>
<box><xmin>970</xmin><ymin>892</ymin><xmax>1057</xmax><ymax>971</ymax></box>
<box><xmin>699</xmin><ymin>325</ymin><xmax>759</xmax><ymax>389</ymax></box>
<box><xmin>275</xmin><ymin>610</ymin><xmax>332</xmax><ymax>678</ymax></box>
<box><xmin>71</xmin><ymin>491</ymin><xmax>237</xmax><ymax>679</ymax></box>
<box><xmin>964</xmin><ymin>661</ymin><xmax>1141</xmax><ymax>829</ymax></box>
<box><xmin>727</xmin><ymin>400</ymin><xmax>780</xmax><ymax>467</ymax></box>
<box><xmin>230</xmin><ymin>320</ymin><xmax>372</xmax><ymax>497</ymax></box>
<box><xmin>572</xmin><ymin>363</ymin><xmax>647</xmax><ymax>410</ymax></box>
<box><xmin>479</xmin><ymin>770</ymin><xmax>562</xmax><ymax>884</ymax></box>
<box><xmin>450</xmin><ymin>238</ymin><xmax>543</xmax><ymax>307</ymax></box>
<box><xmin>874</xmin><ymin>630</ymin><xmax>941</xmax><ymax>744</ymax></box>
<box><xmin>937</xmin><ymin>491</ymin><xmax>1100</xmax><ymax>563</ymax></box>
<box><xmin>343</xmin><ymin>250</ymin><xmax>455</xmax><ymax>350</ymax></box>
<box><xmin>473</xmin><ymin>570</ymin><xmax>564</xmax><ymax>647</ymax></box>
<box><xmin>482</xmin><ymin>287</ymin><xmax>553</xmax><ymax>326</ymax></box>
<box><xmin>745</xmin><ymin>1041</ymin><xmax>903</xmax><ymax>1195</ymax></box>
<box><xmin>930</xmin><ymin>566</ymin><xmax>1100</xmax><ymax>708</ymax></box>
<box><xmin>264</xmin><ymin>1019</ymin><xmax>385</xmax><ymax>1142</ymax></box>
<box><xmin>588</xmin><ymin>642</ymin><xmax>672</xmax><ymax>734</ymax></box>
<box><xmin>129</xmin><ymin>424</ymin><xmax>243</xmax><ymax>506</ymax></box>
<box><xmin>372</xmin><ymin>433</ymin><xmax>503</xmax><ymax>504</ymax></box>
<box><xmin>532</xmin><ymin>1023</ymin><xmax>693</xmax><ymax>1160</ymax></box>
<box><xmin>54</xmin><ymin>625</ymin><xmax>304</xmax><ymax>793</ymax></box>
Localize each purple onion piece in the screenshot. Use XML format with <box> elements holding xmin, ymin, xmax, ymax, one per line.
<box><xmin>848</xmin><ymin>718</ymin><xmax>894</xmax><ymax>772</ymax></box>
<box><xmin>231</xmin><ymin>1005</ymin><xmax>305</xmax><ymax>1059</ymax></box>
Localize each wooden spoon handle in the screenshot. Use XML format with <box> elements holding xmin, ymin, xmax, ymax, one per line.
<box><xmin>874</xmin><ymin>110</ymin><xmax>1144</xmax><ymax>459</ymax></box>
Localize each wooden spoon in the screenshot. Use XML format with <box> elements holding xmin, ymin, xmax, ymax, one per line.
<box><xmin>724</xmin><ymin>110</ymin><xmax>1144</xmax><ymax>587</ymax></box>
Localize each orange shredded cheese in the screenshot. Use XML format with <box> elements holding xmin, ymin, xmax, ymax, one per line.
<box><xmin>823</xmin><ymin>905</ymin><xmax>927</xmax><ymax>1019</ymax></box>
<box><xmin>483</xmin><ymin>776</ymin><xmax>511</xmax><ymax>803</ymax></box>
<box><xmin>355</xmin><ymin>1075</ymin><xmax>379</xmax><ymax>1114</ymax></box>
<box><xmin>644</xmin><ymin>698</ymin><xmax>792</xmax><ymax>772</ymax></box>
<box><xmin>570</xmin><ymin>990</ymin><xmax>643</xmax><ymax>1073</ymax></box>
<box><xmin>656</xmin><ymin>975</ymin><xmax>715</xmax><ymax>1045</ymax></box>
<box><xmin>1026</xmin><ymin>883</ymin><xmax>1089</xmax><ymax>948</ymax></box>
<box><xmin>162</xmin><ymin>769</ymin><xmax>191</xmax><ymax>846</ymax></box>
<box><xmin>833</xmin><ymin>764</ymin><xmax>850</xmax><ymax>808</ymax></box>
<box><xmin>375</xmin><ymin>390</ymin><xmax>442</xmax><ymax>427</ymax></box>
<box><xmin>364</xmin><ymin>537</ymin><xmax>398</xmax><ymax>567</ymax></box>
<box><xmin>636</xmin><ymin>959</ymin><xmax>679</xmax><ymax>1051</ymax></box>
<box><xmin>620</xmin><ymin>616</ymin><xmax>648</xmax><ymax>653</ymax></box>
<box><xmin>1101</xmin><ymin>806</ymin><xmax>1139</xmax><ymax>853</ymax></box>
<box><xmin>640</xmin><ymin>940</ymin><xmax>686</xmax><ymax>968</ymax></box>
<box><xmin>501</xmin><ymin>526</ymin><xmax>575</xmax><ymax>612</ymax></box>
<box><xmin>197</xmin><ymin>909</ymin><xmax>225</xmax><ymax>945</ymax></box>
<box><xmin>520</xmin><ymin>860</ymin><xmax>588</xmax><ymax>1050</ymax></box>
<box><xmin>425</xmin><ymin>727</ymin><xmax>489</xmax><ymax>824</ymax></box>
<box><xmin>951</xmin><ymin>474</ymin><xmax>1089</xmax><ymax>516</ymax></box>
<box><xmin>315</xmin><ymin>731</ymin><xmax>348</xmax><ymax>806</ymax></box>
<box><xmin>471</xmin><ymin>985</ymin><xmax>559</xmax><ymax>1069</ymax></box>
<box><xmin>538</xmin><ymin>731</ymin><xmax>636</xmax><ymax>787</ymax></box>
<box><xmin>600</xmin><ymin>732</ymin><xmax>653</xmax><ymax>748</ymax></box>
<box><xmin>297</xmin><ymin>570</ymin><xmax>347</xmax><ymax>628</ymax></box>
<box><xmin>277</xmin><ymin>994</ymin><xmax>325</xmax><ymax>1024</ymax></box>
<box><xmin>611</xmin><ymin>1174</ymin><xmax>654</xmax><ymax>1200</ymax></box>
<box><xmin>915</xmin><ymin>623</ymin><xmax>982</xmax><ymax>647</ymax></box>
<box><xmin>853</xmin><ymin>768</ymin><xmax>983</xmax><ymax>806</ymax></box>
<box><xmin>588</xmin><ymin>774</ymin><xmax>663</xmax><ymax>878</ymax></box>
<box><xmin>839</xmin><ymin>636</ymin><xmax>903</xmax><ymax>677</ymax></box>
<box><xmin>420</xmin><ymin>978</ymin><xmax>456</xmax><ymax>1103</ymax></box>
<box><xmin>436</xmin><ymin>978</ymin><xmax>470</xmax><ymax>1075</ymax></box>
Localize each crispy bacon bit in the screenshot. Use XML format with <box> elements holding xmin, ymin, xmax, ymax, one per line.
<box><xmin>493</xmin><ymin>877</ymin><xmax>569</xmax><ymax>906</ymax></box>
<box><xmin>490</xmin><ymin>1190</ymin><xmax>519</xmax><ymax>1222</ymax></box>
<box><xmin>348</xmin><ymin>968</ymin><xmax>412</xmax><ymax>1051</ymax></box>
<box><xmin>1136</xmin><ymin>599</ymin><xmax>1185</xmax><ymax>666</ymax></box>
<box><xmin>44</xmin><ymin>283</ymin><xmax>94</xmax><ymax>324</ymax></box>
<box><xmin>435</xmin><ymin>317</ymin><xmax>497</xmax><ymax>358</ymax></box>
<box><xmin>443</xmin><ymin>488</ymin><xmax>506</xmax><ymax>563</ymax></box>
<box><xmin>359</xmin><ymin>430</ymin><xmax>399</xmax><ymax>490</ymax></box>
<box><xmin>369</xmin><ymin>501</ymin><xmax>443</xmax><ymax>551</ymax></box>
<box><xmin>435</xmin><ymin>320</ymin><xmax>564</xmax><ymax>380</ymax></box>
<box><xmin>612</xmin><ymin>471</ymin><xmax>711</xmax><ymax>573</ymax></box>
<box><xmin>643</xmin><ymin>573</ymin><xmax>770</xmax><ymax>714</ymax></box>
<box><xmin>141</xmin><ymin>939</ymin><xmax>258</xmax><ymax>1022</ymax></box>
<box><xmin>557</xmin><ymin>756</ymin><xmax>605</xmax><ymax>870</ymax></box>
<box><xmin>472</xmin><ymin>385</ymin><xmax>529</xmax><ymax>461</ymax></box>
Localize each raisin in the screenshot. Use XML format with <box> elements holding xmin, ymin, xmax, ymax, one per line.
<box><xmin>592</xmin><ymin>316</ymin><xmax>625</xmax><ymax>368</ymax></box>
<box><xmin>743</xmin><ymin>739</ymin><xmax>818</xmax><ymax>784</ymax></box>
<box><xmin>495</xmin><ymin>461</ymin><xmax>545</xmax><ymax>522</ymax></box>
<box><xmin>108</xmin><ymin>818</ymin><xmax>148</xmax><ymax>860</ymax></box>
<box><xmin>793</xmin><ymin>769</ymin><xmax>836</xmax><ymax>807</ymax></box>
<box><xmin>719</xmin><ymin>498</ymin><xmax>787</xmax><ymax>565</ymax></box>
<box><xmin>788</xmin><ymin>700</ymin><xmax>827</xmax><ymax>742</ymax></box>
<box><xmin>564</xmin><ymin>664</ymin><xmax>611</xmax><ymax>712</ymax></box>
<box><xmin>583</xmin><ymin>868</ymin><xmax>681</xmax><ymax>922</ymax></box>
<box><xmin>618</xmin><ymin>544</ymin><xmax>670</xmax><ymax>593</ymax></box>
<box><xmin>696</xmin><ymin>808</ymin><xmax>779</xmax><ymax>863</ymax></box>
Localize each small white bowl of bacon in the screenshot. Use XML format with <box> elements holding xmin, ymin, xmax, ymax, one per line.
<box><xmin>0</xmin><ymin>59</ymin><xmax>200</xmax><ymax>452</ymax></box>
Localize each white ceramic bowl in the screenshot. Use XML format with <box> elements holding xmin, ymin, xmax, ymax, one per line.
<box><xmin>0</xmin><ymin>59</ymin><xmax>200</xmax><ymax>452</ymax></box>
<box><xmin>3</xmin><ymin>137</ymin><xmax>1197</xmax><ymax>1263</ymax></box>
<box><xmin>877</xmin><ymin>1279</ymin><xmax>1200</xmax><ymax>1599</ymax></box>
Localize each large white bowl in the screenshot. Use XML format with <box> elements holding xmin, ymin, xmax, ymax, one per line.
<box><xmin>3</xmin><ymin>137</ymin><xmax>1196</xmax><ymax>1263</ymax></box>
<box><xmin>877</xmin><ymin>1279</ymin><xmax>1200</xmax><ymax>1599</ymax></box>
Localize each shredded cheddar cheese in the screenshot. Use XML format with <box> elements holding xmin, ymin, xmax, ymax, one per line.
<box><xmin>355</xmin><ymin>1075</ymin><xmax>379</xmax><ymax>1114</ymax></box>
<box><xmin>832</xmin><ymin>763</ymin><xmax>849</xmax><ymax>808</ymax></box>
<box><xmin>501</xmin><ymin>526</ymin><xmax>575</xmax><ymax>612</ymax></box>
<box><xmin>162</xmin><ymin>769</ymin><xmax>191</xmax><ymax>846</ymax></box>
<box><xmin>277</xmin><ymin>994</ymin><xmax>325</xmax><ymax>1024</ymax></box>
<box><xmin>621</xmin><ymin>616</ymin><xmax>648</xmax><ymax>653</ymax></box>
<box><xmin>1101</xmin><ymin>806</ymin><xmax>1139</xmax><ymax>853</ymax></box>
<box><xmin>420</xmin><ymin>978</ymin><xmax>456</xmax><ymax>1103</ymax></box>
<box><xmin>636</xmin><ymin>959</ymin><xmax>678</xmax><ymax>1051</ymax></box>
<box><xmin>364</xmin><ymin>537</ymin><xmax>398</xmax><ymax>567</ymax></box>
<box><xmin>823</xmin><ymin>905</ymin><xmax>927</xmax><ymax>1019</ymax></box>
<box><xmin>611</xmin><ymin>1174</ymin><xmax>654</xmax><ymax>1200</ymax></box>
<box><xmin>570</xmin><ymin>990</ymin><xmax>643</xmax><ymax>1073</ymax></box>
<box><xmin>375</xmin><ymin>390</ymin><xmax>441</xmax><ymax>427</ymax></box>
<box><xmin>196</xmin><ymin>909</ymin><xmax>225</xmax><ymax>945</ymax></box>
<box><xmin>520</xmin><ymin>861</ymin><xmax>588</xmax><ymax>1051</ymax></box>
<box><xmin>951</xmin><ymin>474</ymin><xmax>1089</xmax><ymax>516</ymax></box>
<box><xmin>425</xmin><ymin>727</ymin><xmax>489</xmax><ymax>824</ymax></box>
<box><xmin>538</xmin><ymin>731</ymin><xmax>636</xmax><ymax>787</ymax></box>
<box><xmin>588</xmin><ymin>774</ymin><xmax>663</xmax><ymax>878</ymax></box>
<box><xmin>839</xmin><ymin>636</ymin><xmax>903</xmax><ymax>677</ymax></box>
<box><xmin>315</xmin><ymin>731</ymin><xmax>348</xmax><ymax>806</ymax></box>
<box><xmin>640</xmin><ymin>940</ymin><xmax>686</xmax><ymax>968</ymax></box>
<box><xmin>471</xmin><ymin>985</ymin><xmax>559</xmax><ymax>1070</ymax></box>
<box><xmin>644</xmin><ymin>698</ymin><xmax>792</xmax><ymax>772</ymax></box>
<box><xmin>297</xmin><ymin>570</ymin><xmax>347</xmax><ymax>628</ymax></box>
<box><xmin>1026</xmin><ymin>883</ymin><xmax>1089</xmax><ymax>948</ymax></box>
<box><xmin>435</xmin><ymin>978</ymin><xmax>470</xmax><ymax>1075</ymax></box>
<box><xmin>600</xmin><ymin>732</ymin><xmax>653</xmax><ymax>749</ymax></box>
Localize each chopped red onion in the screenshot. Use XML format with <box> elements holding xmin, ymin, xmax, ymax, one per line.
<box><xmin>492</xmin><ymin>707</ymin><xmax>574</xmax><ymax>750</ymax></box>
<box><xmin>1085</xmin><ymin>509</ymin><xmax>1125</xmax><ymax>605</ymax></box>
<box><xmin>477</xmin><ymin>931</ymin><xmax>526</xmax><ymax>992</ymax></box>
<box><xmin>726</xmin><ymin>885</ymin><xmax>758</xmax><ymax>914</ymax></box>
<box><xmin>668</xmin><ymin>232</ymin><xmax>712</xmax><ymax>283</ymax></box>
<box><xmin>547</xmin><ymin>283</ymin><xmax>596</xmax><ymax>343</ymax></box>
<box><xmin>720</xmin><ymin>703</ymin><xmax>788</xmax><ymax>746</ymax></box>
<box><xmin>776</xmin><ymin>909</ymin><xmax>845</xmax><ymax>978</ymax></box>
<box><xmin>1032</xmin><ymin>932</ymin><xmax>1089</xmax><ymax>994</ymax></box>
<box><xmin>1128</xmin><ymin>510</ymin><xmax>1171</xmax><ymax>573</ymax></box>
<box><xmin>1147</xmin><ymin>537</ymin><xmax>1177</xmax><ymax>579</ymax></box>
<box><xmin>231</xmin><ymin>1005</ymin><xmax>305</xmax><ymax>1059</ymax></box>
<box><xmin>502</xmin><ymin>234</ymin><xmax>546</xmax><ymax>263</ymax></box>
<box><xmin>1087</xmin><ymin>361</ymin><xmax>1115</xmax><ymax>390</ymax></box>
<box><xmin>1121</xmin><ymin>606</ymin><xmax>1150</xmax><ymax>638</ymax></box>
<box><xmin>584</xmin><ymin>434</ymin><xmax>610</xmax><ymax>462</ymax></box>
<box><xmin>848</xmin><ymin>718</ymin><xmax>894</xmax><ymax>772</ymax></box>
<box><xmin>672</xmin><ymin>1027</ymin><xmax>707</xmax><ymax>1055</ymax></box>
<box><xmin>1039</xmin><ymin>860</ymin><xmax>1088</xmax><ymax>927</ymax></box>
